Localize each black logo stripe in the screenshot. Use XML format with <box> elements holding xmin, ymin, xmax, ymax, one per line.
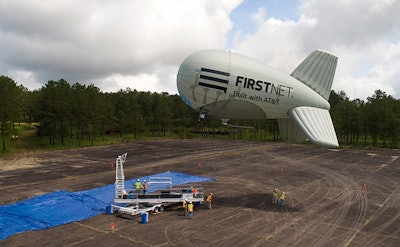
<box><xmin>199</xmin><ymin>75</ymin><xmax>229</xmax><ymax>84</ymax></box>
<box><xmin>199</xmin><ymin>82</ymin><xmax>227</xmax><ymax>93</ymax></box>
<box><xmin>199</xmin><ymin>67</ymin><xmax>229</xmax><ymax>93</ymax></box>
<box><xmin>201</xmin><ymin>68</ymin><xmax>230</xmax><ymax>76</ymax></box>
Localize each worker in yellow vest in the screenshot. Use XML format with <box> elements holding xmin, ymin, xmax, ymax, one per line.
<box><xmin>279</xmin><ymin>192</ymin><xmax>285</xmax><ymax>208</ymax></box>
<box><xmin>135</xmin><ymin>179</ymin><xmax>141</xmax><ymax>195</ymax></box>
<box><xmin>122</xmin><ymin>189</ymin><xmax>127</xmax><ymax>199</ymax></box>
<box><xmin>206</xmin><ymin>193</ymin><xmax>213</xmax><ymax>209</ymax></box>
<box><xmin>182</xmin><ymin>200</ymin><xmax>187</xmax><ymax>216</ymax></box>
<box><xmin>187</xmin><ymin>201</ymin><xmax>193</xmax><ymax>219</ymax></box>
<box><xmin>142</xmin><ymin>180</ymin><xmax>147</xmax><ymax>194</ymax></box>
<box><xmin>272</xmin><ymin>188</ymin><xmax>278</xmax><ymax>205</ymax></box>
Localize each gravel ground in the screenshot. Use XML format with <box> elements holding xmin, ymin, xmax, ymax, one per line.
<box><xmin>1</xmin><ymin>139</ymin><xmax>399</xmax><ymax>246</ymax></box>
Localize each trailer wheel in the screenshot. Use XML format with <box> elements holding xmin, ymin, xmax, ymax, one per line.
<box><xmin>153</xmin><ymin>206</ymin><xmax>159</xmax><ymax>213</ymax></box>
<box><xmin>159</xmin><ymin>205</ymin><xmax>165</xmax><ymax>211</ymax></box>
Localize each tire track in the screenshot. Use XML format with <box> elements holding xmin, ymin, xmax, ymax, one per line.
<box><xmin>267</xmin><ymin>150</ymin><xmax>369</xmax><ymax>246</ymax></box>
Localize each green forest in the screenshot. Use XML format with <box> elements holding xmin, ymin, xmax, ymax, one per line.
<box><xmin>1</xmin><ymin>75</ymin><xmax>400</xmax><ymax>153</ymax></box>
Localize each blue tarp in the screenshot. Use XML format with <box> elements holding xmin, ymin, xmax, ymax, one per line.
<box><xmin>0</xmin><ymin>171</ymin><xmax>215</xmax><ymax>240</ymax></box>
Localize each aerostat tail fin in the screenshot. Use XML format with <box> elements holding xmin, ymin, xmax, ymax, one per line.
<box><xmin>278</xmin><ymin>107</ymin><xmax>339</xmax><ymax>148</ymax></box>
<box><xmin>291</xmin><ymin>50</ymin><xmax>338</xmax><ymax>100</ymax></box>
<box><xmin>281</xmin><ymin>50</ymin><xmax>339</xmax><ymax>147</ymax></box>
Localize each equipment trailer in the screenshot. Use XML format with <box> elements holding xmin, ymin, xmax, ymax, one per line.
<box><xmin>110</xmin><ymin>153</ymin><xmax>204</xmax><ymax>218</ymax></box>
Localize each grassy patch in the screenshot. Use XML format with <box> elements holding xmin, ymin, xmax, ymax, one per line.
<box><xmin>0</xmin><ymin>124</ymin><xmax>203</xmax><ymax>155</ymax></box>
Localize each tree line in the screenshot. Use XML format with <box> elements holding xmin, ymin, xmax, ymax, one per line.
<box><xmin>329</xmin><ymin>89</ymin><xmax>400</xmax><ymax>148</ymax></box>
<box><xmin>1</xmin><ymin>75</ymin><xmax>400</xmax><ymax>151</ymax></box>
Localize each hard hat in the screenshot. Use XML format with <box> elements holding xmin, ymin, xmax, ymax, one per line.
<box><xmin>137</xmin><ymin>179</ymin><xmax>140</xmax><ymax>181</ymax></box>
<box><xmin>274</xmin><ymin>188</ymin><xmax>277</xmax><ymax>191</ymax></box>
<box><xmin>210</xmin><ymin>193</ymin><xmax>213</xmax><ymax>195</ymax></box>
<box><xmin>144</xmin><ymin>180</ymin><xmax>146</xmax><ymax>182</ymax></box>
<box><xmin>189</xmin><ymin>201</ymin><xmax>192</xmax><ymax>203</ymax></box>
<box><xmin>283</xmin><ymin>192</ymin><xmax>285</xmax><ymax>195</ymax></box>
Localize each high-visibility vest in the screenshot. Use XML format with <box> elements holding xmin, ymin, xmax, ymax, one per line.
<box><xmin>135</xmin><ymin>181</ymin><xmax>141</xmax><ymax>189</ymax></box>
<box><xmin>183</xmin><ymin>201</ymin><xmax>187</xmax><ymax>208</ymax></box>
<box><xmin>207</xmin><ymin>194</ymin><xmax>212</xmax><ymax>202</ymax></box>
<box><xmin>280</xmin><ymin>194</ymin><xmax>285</xmax><ymax>201</ymax></box>
<box><xmin>273</xmin><ymin>191</ymin><xmax>278</xmax><ymax>197</ymax></box>
<box><xmin>142</xmin><ymin>183</ymin><xmax>146</xmax><ymax>189</ymax></box>
<box><xmin>188</xmin><ymin>203</ymin><xmax>193</xmax><ymax>212</ymax></box>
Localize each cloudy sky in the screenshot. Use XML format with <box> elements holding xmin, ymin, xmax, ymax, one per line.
<box><xmin>1</xmin><ymin>0</ymin><xmax>399</xmax><ymax>100</ymax></box>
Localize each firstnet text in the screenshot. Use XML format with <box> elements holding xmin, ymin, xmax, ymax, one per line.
<box><xmin>235</xmin><ymin>76</ymin><xmax>293</xmax><ymax>97</ymax></box>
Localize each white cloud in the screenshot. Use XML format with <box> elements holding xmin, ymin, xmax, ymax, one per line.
<box><xmin>1</xmin><ymin>0</ymin><xmax>399</xmax><ymax>100</ymax></box>
<box><xmin>229</xmin><ymin>0</ymin><xmax>400</xmax><ymax>99</ymax></box>
<box><xmin>0</xmin><ymin>0</ymin><xmax>241</xmax><ymax>94</ymax></box>
<box><xmin>100</xmin><ymin>64</ymin><xmax>179</xmax><ymax>93</ymax></box>
<box><xmin>5</xmin><ymin>70</ymin><xmax>43</xmax><ymax>91</ymax></box>
<box><xmin>332</xmin><ymin>40</ymin><xmax>400</xmax><ymax>99</ymax></box>
<box><xmin>101</xmin><ymin>73</ymin><xmax>160</xmax><ymax>93</ymax></box>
